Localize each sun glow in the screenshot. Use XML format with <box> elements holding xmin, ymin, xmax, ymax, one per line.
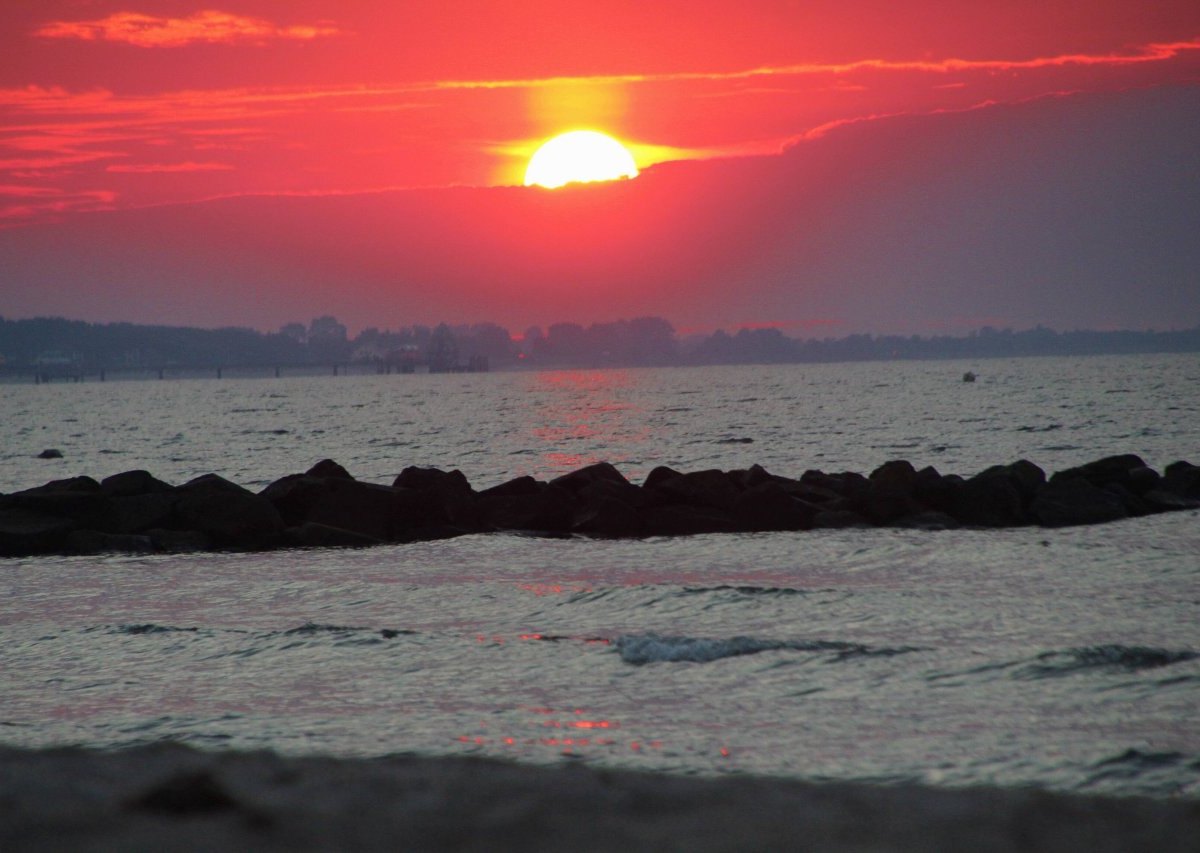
<box><xmin>524</xmin><ymin>130</ymin><xmax>639</xmax><ymax>189</ymax></box>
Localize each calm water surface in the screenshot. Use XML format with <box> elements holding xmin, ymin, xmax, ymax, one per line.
<box><xmin>2</xmin><ymin>355</ymin><xmax>1198</xmax><ymax>797</ymax></box>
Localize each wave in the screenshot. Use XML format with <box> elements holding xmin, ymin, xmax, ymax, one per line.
<box><xmin>1079</xmin><ymin>748</ymin><xmax>1200</xmax><ymax>796</ymax></box>
<box><xmin>614</xmin><ymin>633</ymin><xmax>922</xmax><ymax>665</ymax></box>
<box><xmin>109</xmin><ymin>624</ymin><xmax>199</xmax><ymax>635</ymax></box>
<box><xmin>680</xmin><ymin>585</ymin><xmax>813</xmax><ymax>597</ymax></box>
<box><xmin>1015</xmin><ymin>645</ymin><xmax>1198</xmax><ymax>679</ymax></box>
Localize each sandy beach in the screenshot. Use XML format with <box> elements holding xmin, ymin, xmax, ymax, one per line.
<box><xmin>2</xmin><ymin>743</ymin><xmax>1197</xmax><ymax>852</ymax></box>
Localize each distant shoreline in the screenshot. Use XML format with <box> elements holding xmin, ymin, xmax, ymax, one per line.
<box><xmin>3</xmin><ymin>315</ymin><xmax>1198</xmax><ymax>385</ymax></box>
<box><xmin>1</xmin><ymin>742</ymin><xmax>1195</xmax><ymax>852</ymax></box>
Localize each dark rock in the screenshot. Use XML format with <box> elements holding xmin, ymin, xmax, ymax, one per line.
<box><xmin>284</xmin><ymin>522</ymin><xmax>385</xmax><ymax>549</ymax></box>
<box><xmin>1127</xmin><ymin>466</ymin><xmax>1162</xmax><ymax>495</ymax></box>
<box><xmin>894</xmin><ymin>511</ymin><xmax>962</xmax><ymax>530</ymax></box>
<box><xmin>800</xmin><ymin>470</ymin><xmax>871</xmax><ymax>500</ymax></box>
<box><xmin>810</xmin><ymin>510</ymin><xmax>870</xmax><ymax>529</ymax></box>
<box><xmin>306</xmin><ymin>459</ymin><xmax>354</xmax><ymax>480</ymax></box>
<box><xmin>304</xmin><ymin>479</ymin><xmax>428</xmax><ymax>541</ymax></box>
<box><xmin>974</xmin><ymin>460</ymin><xmax>1046</xmax><ymax>506</ymax></box>
<box><xmin>2</xmin><ymin>478</ymin><xmax>115</xmax><ymax>532</ymax></box>
<box><xmin>643</xmin><ymin>465</ymin><xmax>685</xmax><ymax>491</ymax></box>
<box><xmin>550</xmin><ymin>462</ymin><xmax>631</xmax><ymax>493</ymax></box>
<box><xmin>393</xmin><ymin>465</ymin><xmax>464</xmax><ymax>491</ymax></box>
<box><xmin>37</xmin><ymin>448</ymin><xmax>63</xmax><ymax>459</ymax></box>
<box><xmin>259</xmin><ymin>474</ymin><xmax>327</xmax><ymax>527</ymax></box>
<box><xmin>100</xmin><ymin>470</ymin><xmax>174</xmax><ymax>497</ymax></box>
<box><xmin>575</xmin><ymin>477</ymin><xmax>649</xmax><ymax>511</ymax></box>
<box><xmin>128</xmin><ymin>770</ymin><xmax>239</xmax><ymax>815</ymax></box>
<box><xmin>175</xmin><ymin>474</ymin><xmax>285</xmax><ymax>549</ymax></box>
<box><xmin>477</xmin><ymin>475</ymin><xmax>543</xmax><ymax>499</ymax></box>
<box><xmin>1031</xmin><ymin>477</ymin><xmax>1128</xmax><ymax>527</ymax></box>
<box><xmin>15</xmin><ymin>476</ymin><xmax>101</xmax><ymax>495</ymax></box>
<box><xmin>1050</xmin><ymin>454</ymin><xmax>1149</xmax><ymax>492</ymax></box>
<box><xmin>852</xmin><ymin>484</ymin><xmax>922</xmax><ymax>525</ymax></box>
<box><xmin>646</xmin><ymin>469</ymin><xmax>742</xmax><ymax>512</ymax></box>
<box><xmin>732</xmin><ymin>481</ymin><xmax>816</xmax><ymax>531</ymax></box>
<box><xmin>1102</xmin><ymin>483</ymin><xmax>1157</xmax><ymax>517</ymax></box>
<box><xmin>774</xmin><ymin>478</ymin><xmax>844</xmax><ymax>507</ymax></box>
<box><xmin>0</xmin><ymin>508</ymin><xmax>77</xmax><ymax>556</ymax></box>
<box><xmin>954</xmin><ymin>473</ymin><xmax>1027</xmax><ymax>527</ymax></box>
<box><xmin>146</xmin><ymin>528</ymin><xmax>211</xmax><ymax>553</ymax></box>
<box><xmin>393</xmin><ymin>467</ymin><xmax>478</xmax><ymax>529</ymax></box>
<box><xmin>110</xmin><ymin>492</ymin><xmax>179</xmax><ymax>534</ymax></box>
<box><xmin>1160</xmin><ymin>461</ymin><xmax>1200</xmax><ymax>499</ymax></box>
<box><xmin>729</xmin><ymin>464</ymin><xmax>776</xmax><ymax>490</ymax></box>
<box><xmin>65</xmin><ymin>530</ymin><xmax>156</xmax><ymax>555</ymax></box>
<box><xmin>870</xmin><ymin>460</ymin><xmax>918</xmax><ymax>493</ymax></box>
<box><xmin>642</xmin><ymin>505</ymin><xmax>739</xmax><ymax>536</ymax></box>
<box><xmin>479</xmin><ymin>484</ymin><xmax>576</xmax><ymax>533</ymax></box>
<box><xmin>913</xmin><ymin>471</ymin><xmax>964</xmax><ymax>515</ymax></box>
<box><xmin>1142</xmin><ymin>489</ymin><xmax>1200</xmax><ymax>512</ymax></box>
<box><xmin>572</xmin><ymin>497</ymin><xmax>645</xmax><ymax>537</ymax></box>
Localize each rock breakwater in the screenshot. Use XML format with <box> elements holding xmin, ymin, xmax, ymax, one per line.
<box><xmin>1</xmin><ymin>454</ymin><xmax>1197</xmax><ymax>557</ymax></box>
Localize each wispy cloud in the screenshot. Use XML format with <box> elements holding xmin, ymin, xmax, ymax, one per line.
<box><xmin>106</xmin><ymin>161</ymin><xmax>234</xmax><ymax>173</ymax></box>
<box><xmin>0</xmin><ymin>186</ymin><xmax>116</xmax><ymax>224</ymax></box>
<box><xmin>431</xmin><ymin>38</ymin><xmax>1200</xmax><ymax>89</ymax></box>
<box><xmin>34</xmin><ymin>10</ymin><xmax>341</xmax><ymax>48</ymax></box>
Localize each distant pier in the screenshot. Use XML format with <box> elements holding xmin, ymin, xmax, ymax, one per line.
<box><xmin>1</xmin><ymin>355</ymin><xmax>489</xmax><ymax>385</ymax></box>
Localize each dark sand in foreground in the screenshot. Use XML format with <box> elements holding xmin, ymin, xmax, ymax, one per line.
<box><xmin>2</xmin><ymin>744</ymin><xmax>1197</xmax><ymax>852</ymax></box>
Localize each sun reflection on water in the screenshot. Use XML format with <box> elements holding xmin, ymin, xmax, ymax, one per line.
<box><xmin>524</xmin><ymin>369</ymin><xmax>654</xmax><ymax>478</ymax></box>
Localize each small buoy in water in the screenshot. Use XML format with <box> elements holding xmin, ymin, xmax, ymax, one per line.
<box><xmin>37</xmin><ymin>448</ymin><xmax>63</xmax><ymax>459</ymax></box>
<box><xmin>962</xmin><ymin>371</ymin><xmax>976</xmax><ymax>383</ymax></box>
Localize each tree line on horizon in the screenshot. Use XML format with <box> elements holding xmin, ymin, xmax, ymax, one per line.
<box><xmin>1</xmin><ymin>314</ymin><xmax>1198</xmax><ymax>372</ymax></box>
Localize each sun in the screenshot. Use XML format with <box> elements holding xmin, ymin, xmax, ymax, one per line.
<box><xmin>524</xmin><ymin>130</ymin><xmax>639</xmax><ymax>189</ymax></box>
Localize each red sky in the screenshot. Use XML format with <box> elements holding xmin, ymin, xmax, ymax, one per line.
<box><xmin>2</xmin><ymin>2</ymin><xmax>1199</xmax><ymax>335</ymax></box>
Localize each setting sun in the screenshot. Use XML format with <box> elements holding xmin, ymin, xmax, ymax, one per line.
<box><xmin>524</xmin><ymin>130</ymin><xmax>639</xmax><ymax>189</ymax></box>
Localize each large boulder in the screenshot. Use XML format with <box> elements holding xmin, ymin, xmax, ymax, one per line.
<box><xmin>175</xmin><ymin>474</ymin><xmax>285</xmax><ymax>549</ymax></box>
<box><xmin>259</xmin><ymin>474</ymin><xmax>329</xmax><ymax>527</ymax></box>
<box><xmin>0</xmin><ymin>508</ymin><xmax>77</xmax><ymax>556</ymax></box>
<box><xmin>65</xmin><ymin>530</ymin><xmax>156</xmax><ymax>555</ymax></box>
<box><xmin>1050</xmin><ymin>455</ymin><xmax>1149</xmax><ymax>492</ymax></box>
<box><xmin>799</xmin><ymin>470</ymin><xmax>871</xmax><ymax>501</ymax></box>
<box><xmin>728</xmin><ymin>464</ymin><xmax>778</xmax><ymax>490</ymax></box>
<box><xmin>0</xmin><ymin>477</ymin><xmax>116</xmax><ymax>533</ymax></box>
<box><xmin>974</xmin><ymin>460</ymin><xmax>1046</xmax><ymax>507</ymax></box>
<box><xmin>953</xmin><ymin>472</ymin><xmax>1027</xmax><ymax>527</ymax></box>
<box><xmin>478</xmin><ymin>484</ymin><xmax>576</xmax><ymax>533</ymax></box>
<box><xmin>645</xmin><ymin>469</ymin><xmax>742</xmax><ymax>512</ymax></box>
<box><xmin>572</xmin><ymin>497</ymin><xmax>644</xmax><ymax>537</ymax></box>
<box><xmin>869</xmin><ymin>460</ymin><xmax>918</xmax><ymax>493</ymax></box>
<box><xmin>1031</xmin><ymin>477</ymin><xmax>1128</xmax><ymax>527</ymax></box>
<box><xmin>732</xmin><ymin>481</ymin><xmax>816</xmax><ymax>531</ymax></box>
<box><xmin>913</xmin><ymin>471</ymin><xmax>964</xmax><ymax>515</ymax></box>
<box><xmin>306</xmin><ymin>459</ymin><xmax>354</xmax><ymax>480</ymax></box>
<box><xmin>284</xmin><ymin>522</ymin><xmax>385</xmax><ymax>549</ymax></box>
<box><xmin>302</xmin><ymin>478</ymin><xmax>443</xmax><ymax>541</ymax></box>
<box><xmin>392</xmin><ymin>467</ymin><xmax>478</xmax><ymax>530</ymax></box>
<box><xmin>109</xmin><ymin>492</ymin><xmax>179</xmax><ymax>534</ymax></box>
<box><xmin>550</xmin><ymin>462</ymin><xmax>631</xmax><ymax>494</ymax></box>
<box><xmin>574</xmin><ymin>477</ymin><xmax>649</xmax><ymax>512</ymax></box>
<box><xmin>642</xmin><ymin>505</ymin><xmax>739</xmax><ymax>536</ymax></box>
<box><xmin>1160</xmin><ymin>461</ymin><xmax>1200</xmax><ymax>499</ymax></box>
<box><xmin>99</xmin><ymin>470</ymin><xmax>174</xmax><ymax>498</ymax></box>
<box><xmin>477</xmin><ymin>476</ymin><xmax>542</xmax><ymax>498</ymax></box>
<box><xmin>852</xmin><ymin>483</ymin><xmax>922</xmax><ymax>525</ymax></box>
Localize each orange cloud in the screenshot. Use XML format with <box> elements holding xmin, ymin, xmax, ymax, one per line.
<box><xmin>34</xmin><ymin>10</ymin><xmax>341</xmax><ymax>48</ymax></box>
<box><xmin>106</xmin><ymin>161</ymin><xmax>234</xmax><ymax>173</ymax></box>
<box><xmin>0</xmin><ymin>186</ymin><xmax>116</xmax><ymax>223</ymax></box>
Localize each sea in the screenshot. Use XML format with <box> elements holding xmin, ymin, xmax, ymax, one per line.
<box><xmin>2</xmin><ymin>354</ymin><xmax>1198</xmax><ymax>798</ymax></box>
